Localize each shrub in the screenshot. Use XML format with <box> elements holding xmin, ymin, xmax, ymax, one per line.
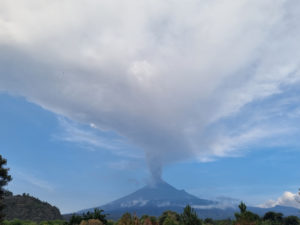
<box><xmin>284</xmin><ymin>216</ymin><xmax>300</xmax><ymax>225</ymax></box>
<box><xmin>80</xmin><ymin>219</ymin><xmax>104</xmax><ymax>225</ymax></box>
<box><xmin>3</xmin><ymin>219</ymin><xmax>38</xmax><ymax>225</ymax></box>
<box><xmin>180</xmin><ymin>205</ymin><xmax>202</xmax><ymax>225</ymax></box>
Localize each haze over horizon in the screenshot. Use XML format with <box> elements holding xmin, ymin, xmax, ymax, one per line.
<box><xmin>1</xmin><ymin>0</ymin><xmax>300</xmax><ymax>213</ymax></box>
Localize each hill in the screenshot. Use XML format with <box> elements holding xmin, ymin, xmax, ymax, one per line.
<box><xmin>3</xmin><ymin>191</ymin><xmax>63</xmax><ymax>222</ymax></box>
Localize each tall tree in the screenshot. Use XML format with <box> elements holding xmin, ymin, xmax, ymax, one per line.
<box><xmin>159</xmin><ymin>211</ymin><xmax>180</xmax><ymax>225</ymax></box>
<box><xmin>0</xmin><ymin>154</ymin><xmax>12</xmax><ymax>222</ymax></box>
<box><xmin>83</xmin><ymin>209</ymin><xmax>108</xmax><ymax>225</ymax></box>
<box><xmin>235</xmin><ymin>202</ymin><xmax>260</xmax><ymax>225</ymax></box>
<box><xmin>263</xmin><ymin>211</ymin><xmax>283</xmax><ymax>223</ymax></box>
<box><xmin>180</xmin><ymin>205</ymin><xmax>202</xmax><ymax>225</ymax></box>
<box><xmin>117</xmin><ymin>212</ymin><xmax>133</xmax><ymax>225</ymax></box>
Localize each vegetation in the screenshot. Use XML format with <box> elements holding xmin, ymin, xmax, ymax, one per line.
<box><xmin>0</xmin><ymin>154</ymin><xmax>12</xmax><ymax>223</ymax></box>
<box><xmin>69</xmin><ymin>209</ymin><xmax>108</xmax><ymax>225</ymax></box>
<box><xmin>180</xmin><ymin>205</ymin><xmax>202</xmax><ymax>225</ymax></box>
<box><xmin>158</xmin><ymin>211</ymin><xmax>180</xmax><ymax>225</ymax></box>
<box><xmin>3</xmin><ymin>219</ymin><xmax>67</xmax><ymax>225</ymax></box>
<box><xmin>3</xmin><ymin>202</ymin><xmax>300</xmax><ymax>225</ymax></box>
<box><xmin>79</xmin><ymin>219</ymin><xmax>104</xmax><ymax>225</ymax></box>
<box><xmin>262</xmin><ymin>211</ymin><xmax>283</xmax><ymax>225</ymax></box>
<box><xmin>234</xmin><ymin>202</ymin><xmax>260</xmax><ymax>225</ymax></box>
<box><xmin>3</xmin><ymin>192</ymin><xmax>63</xmax><ymax>222</ymax></box>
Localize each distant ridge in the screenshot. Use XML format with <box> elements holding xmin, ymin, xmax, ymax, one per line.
<box><xmin>75</xmin><ymin>181</ymin><xmax>300</xmax><ymax>220</ymax></box>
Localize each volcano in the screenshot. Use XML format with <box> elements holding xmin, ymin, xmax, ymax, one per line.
<box><xmin>102</xmin><ymin>180</ymin><xmax>214</xmax><ymax>209</ymax></box>
<box><xmin>79</xmin><ymin>180</ymin><xmax>216</xmax><ymax>219</ymax></box>
<box><xmin>77</xmin><ymin>181</ymin><xmax>300</xmax><ymax>220</ymax></box>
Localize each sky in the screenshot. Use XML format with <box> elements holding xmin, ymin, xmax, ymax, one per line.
<box><xmin>1</xmin><ymin>0</ymin><xmax>300</xmax><ymax>213</ymax></box>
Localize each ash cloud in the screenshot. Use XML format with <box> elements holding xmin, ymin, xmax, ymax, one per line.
<box><xmin>1</xmin><ymin>0</ymin><xmax>300</xmax><ymax>181</ymax></box>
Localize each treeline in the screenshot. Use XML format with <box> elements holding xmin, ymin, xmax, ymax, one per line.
<box><xmin>3</xmin><ymin>220</ymin><xmax>66</xmax><ymax>225</ymax></box>
<box><xmin>4</xmin><ymin>203</ymin><xmax>300</xmax><ymax>225</ymax></box>
<box><xmin>3</xmin><ymin>192</ymin><xmax>63</xmax><ymax>222</ymax></box>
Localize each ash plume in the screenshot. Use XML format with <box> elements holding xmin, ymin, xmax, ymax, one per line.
<box><xmin>1</xmin><ymin>0</ymin><xmax>300</xmax><ymax>181</ymax></box>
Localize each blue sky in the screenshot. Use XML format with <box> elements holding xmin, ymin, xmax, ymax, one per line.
<box><xmin>1</xmin><ymin>94</ymin><xmax>149</xmax><ymax>213</ymax></box>
<box><xmin>1</xmin><ymin>0</ymin><xmax>300</xmax><ymax>214</ymax></box>
<box><xmin>1</xmin><ymin>92</ymin><xmax>300</xmax><ymax>213</ymax></box>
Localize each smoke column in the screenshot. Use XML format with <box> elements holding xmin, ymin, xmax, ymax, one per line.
<box><xmin>1</xmin><ymin>0</ymin><xmax>300</xmax><ymax>181</ymax></box>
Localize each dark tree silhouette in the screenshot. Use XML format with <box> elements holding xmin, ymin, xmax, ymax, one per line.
<box><xmin>180</xmin><ymin>205</ymin><xmax>202</xmax><ymax>225</ymax></box>
<box><xmin>70</xmin><ymin>209</ymin><xmax>108</xmax><ymax>225</ymax></box>
<box><xmin>238</xmin><ymin>202</ymin><xmax>247</xmax><ymax>214</ymax></box>
<box><xmin>83</xmin><ymin>209</ymin><xmax>108</xmax><ymax>224</ymax></box>
<box><xmin>159</xmin><ymin>211</ymin><xmax>180</xmax><ymax>225</ymax></box>
<box><xmin>284</xmin><ymin>216</ymin><xmax>300</xmax><ymax>225</ymax></box>
<box><xmin>69</xmin><ymin>214</ymin><xmax>84</xmax><ymax>225</ymax></box>
<box><xmin>263</xmin><ymin>211</ymin><xmax>283</xmax><ymax>223</ymax></box>
<box><xmin>117</xmin><ymin>212</ymin><xmax>133</xmax><ymax>225</ymax></box>
<box><xmin>235</xmin><ymin>202</ymin><xmax>260</xmax><ymax>224</ymax></box>
<box><xmin>0</xmin><ymin>154</ymin><xmax>12</xmax><ymax>222</ymax></box>
<box><xmin>204</xmin><ymin>218</ymin><xmax>214</xmax><ymax>224</ymax></box>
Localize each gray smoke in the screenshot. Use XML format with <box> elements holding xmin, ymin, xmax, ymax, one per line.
<box><xmin>1</xmin><ymin>0</ymin><xmax>300</xmax><ymax>181</ymax></box>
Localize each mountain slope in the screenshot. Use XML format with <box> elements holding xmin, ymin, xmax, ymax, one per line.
<box><xmin>76</xmin><ymin>181</ymin><xmax>300</xmax><ymax>220</ymax></box>
<box><xmin>103</xmin><ymin>180</ymin><xmax>214</xmax><ymax>210</ymax></box>
<box><xmin>3</xmin><ymin>191</ymin><xmax>63</xmax><ymax>222</ymax></box>
<box><xmin>79</xmin><ymin>180</ymin><xmax>215</xmax><ymax>219</ymax></box>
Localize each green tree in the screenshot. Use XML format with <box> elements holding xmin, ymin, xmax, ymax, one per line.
<box><xmin>140</xmin><ymin>215</ymin><xmax>157</xmax><ymax>225</ymax></box>
<box><xmin>180</xmin><ymin>205</ymin><xmax>202</xmax><ymax>225</ymax></box>
<box><xmin>234</xmin><ymin>202</ymin><xmax>260</xmax><ymax>225</ymax></box>
<box><xmin>140</xmin><ymin>215</ymin><xmax>149</xmax><ymax>225</ymax></box>
<box><xmin>69</xmin><ymin>214</ymin><xmax>83</xmax><ymax>225</ymax></box>
<box><xmin>3</xmin><ymin>219</ymin><xmax>38</xmax><ymax>225</ymax></box>
<box><xmin>238</xmin><ymin>202</ymin><xmax>247</xmax><ymax>214</ymax></box>
<box><xmin>262</xmin><ymin>211</ymin><xmax>283</xmax><ymax>224</ymax></box>
<box><xmin>117</xmin><ymin>213</ymin><xmax>133</xmax><ymax>225</ymax></box>
<box><xmin>204</xmin><ymin>218</ymin><xmax>214</xmax><ymax>225</ymax></box>
<box><xmin>162</xmin><ymin>217</ymin><xmax>178</xmax><ymax>225</ymax></box>
<box><xmin>80</xmin><ymin>219</ymin><xmax>104</xmax><ymax>225</ymax></box>
<box><xmin>216</xmin><ymin>218</ymin><xmax>232</xmax><ymax>225</ymax></box>
<box><xmin>0</xmin><ymin>154</ymin><xmax>12</xmax><ymax>223</ymax></box>
<box><xmin>159</xmin><ymin>211</ymin><xmax>180</xmax><ymax>225</ymax></box>
<box><xmin>106</xmin><ymin>221</ymin><xmax>115</xmax><ymax>225</ymax></box>
<box><xmin>83</xmin><ymin>209</ymin><xmax>108</xmax><ymax>225</ymax></box>
<box><xmin>283</xmin><ymin>216</ymin><xmax>300</xmax><ymax>225</ymax></box>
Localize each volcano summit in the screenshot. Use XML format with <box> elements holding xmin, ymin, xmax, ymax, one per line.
<box><xmin>77</xmin><ymin>181</ymin><xmax>300</xmax><ymax>220</ymax></box>
<box><xmin>79</xmin><ymin>180</ymin><xmax>216</xmax><ymax>219</ymax></box>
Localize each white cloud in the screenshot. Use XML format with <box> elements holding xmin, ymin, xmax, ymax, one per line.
<box><xmin>55</xmin><ymin>117</ymin><xmax>121</xmax><ymax>150</ymax></box>
<box><xmin>259</xmin><ymin>191</ymin><xmax>300</xmax><ymax>209</ymax></box>
<box><xmin>1</xmin><ymin>0</ymin><xmax>300</xmax><ymax>180</ymax></box>
<box><xmin>14</xmin><ymin>170</ymin><xmax>55</xmax><ymax>192</ymax></box>
<box><xmin>55</xmin><ymin>117</ymin><xmax>143</xmax><ymax>159</ymax></box>
<box><xmin>192</xmin><ymin>196</ymin><xmax>240</xmax><ymax>210</ymax></box>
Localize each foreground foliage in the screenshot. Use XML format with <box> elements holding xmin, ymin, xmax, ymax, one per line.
<box><xmin>69</xmin><ymin>209</ymin><xmax>108</xmax><ymax>225</ymax></box>
<box><xmin>0</xmin><ymin>154</ymin><xmax>12</xmax><ymax>223</ymax></box>
<box><xmin>66</xmin><ymin>203</ymin><xmax>300</xmax><ymax>225</ymax></box>
<box><xmin>3</xmin><ymin>219</ymin><xmax>67</xmax><ymax>225</ymax></box>
<box><xmin>4</xmin><ymin>203</ymin><xmax>300</xmax><ymax>225</ymax></box>
<box><xmin>3</xmin><ymin>192</ymin><xmax>63</xmax><ymax>222</ymax></box>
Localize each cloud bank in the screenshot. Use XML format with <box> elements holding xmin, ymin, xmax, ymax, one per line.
<box><xmin>260</xmin><ymin>191</ymin><xmax>300</xmax><ymax>209</ymax></box>
<box><xmin>1</xmin><ymin>0</ymin><xmax>300</xmax><ymax>181</ymax></box>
